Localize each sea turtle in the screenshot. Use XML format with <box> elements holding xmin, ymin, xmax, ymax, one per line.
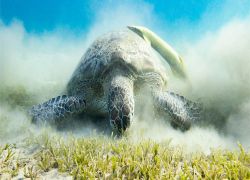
<box><xmin>29</xmin><ymin>26</ymin><xmax>201</xmax><ymax>135</ymax></box>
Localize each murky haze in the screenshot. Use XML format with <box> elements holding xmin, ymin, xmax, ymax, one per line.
<box><xmin>1</xmin><ymin>2</ymin><xmax>250</xmax><ymax>153</ymax></box>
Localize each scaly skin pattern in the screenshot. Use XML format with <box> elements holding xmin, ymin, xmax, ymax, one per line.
<box><xmin>29</xmin><ymin>29</ymin><xmax>202</xmax><ymax>135</ymax></box>
<box><xmin>29</xmin><ymin>95</ymin><xmax>86</xmax><ymax>124</ymax></box>
<box><xmin>154</xmin><ymin>91</ymin><xmax>201</xmax><ymax>131</ymax></box>
<box><xmin>108</xmin><ymin>74</ymin><xmax>134</xmax><ymax>135</ymax></box>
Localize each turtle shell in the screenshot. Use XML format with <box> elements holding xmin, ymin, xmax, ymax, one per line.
<box><xmin>68</xmin><ymin>30</ymin><xmax>168</xmax><ymax>85</ymax></box>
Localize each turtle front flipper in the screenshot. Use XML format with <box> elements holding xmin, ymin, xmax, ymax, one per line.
<box><xmin>154</xmin><ymin>91</ymin><xmax>202</xmax><ymax>131</ymax></box>
<box><xmin>29</xmin><ymin>95</ymin><xmax>86</xmax><ymax>125</ymax></box>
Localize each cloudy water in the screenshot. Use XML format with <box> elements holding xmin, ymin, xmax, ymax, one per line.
<box><xmin>1</xmin><ymin>1</ymin><xmax>250</xmax><ymax>153</ymax></box>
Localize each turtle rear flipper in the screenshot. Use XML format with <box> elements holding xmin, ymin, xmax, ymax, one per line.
<box><xmin>29</xmin><ymin>95</ymin><xmax>86</xmax><ymax>125</ymax></box>
<box><xmin>154</xmin><ymin>91</ymin><xmax>202</xmax><ymax>131</ymax></box>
